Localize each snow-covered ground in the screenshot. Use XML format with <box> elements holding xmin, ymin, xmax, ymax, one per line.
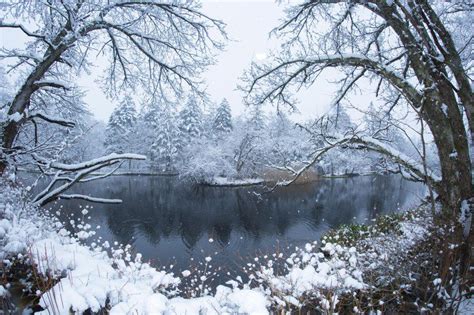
<box><xmin>0</xmin><ymin>178</ymin><xmax>437</xmax><ymax>314</ymax></box>
<box><xmin>0</xmin><ymin>180</ymin><xmax>269</xmax><ymax>314</ymax></box>
<box><xmin>204</xmin><ymin>177</ymin><xmax>264</xmax><ymax>186</ymax></box>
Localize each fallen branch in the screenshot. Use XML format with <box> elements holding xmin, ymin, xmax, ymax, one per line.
<box><xmin>32</xmin><ymin>153</ymin><xmax>146</xmax><ymax>206</ymax></box>
<box><xmin>59</xmin><ymin>194</ymin><xmax>122</xmax><ymax>204</ymax></box>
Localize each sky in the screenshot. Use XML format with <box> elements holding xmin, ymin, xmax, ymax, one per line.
<box><xmin>75</xmin><ymin>0</ymin><xmax>342</xmax><ymax>122</ymax></box>
<box><xmin>0</xmin><ymin>0</ymin><xmax>368</xmax><ymax>123</ymax></box>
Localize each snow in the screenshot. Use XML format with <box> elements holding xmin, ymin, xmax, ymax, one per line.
<box><xmin>0</xmin><ymin>285</ymin><xmax>8</xmax><ymax>297</ymax></box>
<box><xmin>0</xmin><ymin>181</ymin><xmax>270</xmax><ymax>314</ymax></box>
<box><xmin>35</xmin><ymin>79</ymin><xmax>71</xmax><ymax>89</ymax></box>
<box><xmin>181</xmin><ymin>270</ymin><xmax>191</xmax><ymax>277</ymax></box>
<box><xmin>441</xmin><ymin>103</ymin><xmax>449</xmax><ymax>116</ymax></box>
<box><xmin>460</xmin><ymin>200</ymin><xmax>471</xmax><ymax>238</ymax></box>
<box><xmin>252</xmin><ymin>239</ymin><xmax>367</xmax><ymax>309</ymax></box>
<box><xmin>45</xmin><ymin>153</ymin><xmax>146</xmax><ymax>171</ymax></box>
<box><xmin>251</xmin><ymin>208</ymin><xmax>433</xmax><ymax>311</ymax></box>
<box><xmin>358</xmin><ymin>135</ymin><xmax>442</xmax><ymax>182</ymax></box>
<box><xmin>8</xmin><ymin>112</ymin><xmax>23</xmax><ymax>122</ymax></box>
<box><xmin>206</xmin><ymin>177</ymin><xmax>264</xmax><ymax>186</ymax></box>
<box><xmin>226</xmin><ymin>289</ymin><xmax>269</xmax><ymax>314</ymax></box>
<box><xmin>0</xmin><ymin>180</ymin><xmax>440</xmax><ymax>314</ymax></box>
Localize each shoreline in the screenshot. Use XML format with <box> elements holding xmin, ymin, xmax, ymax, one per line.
<box><xmin>2</xmin><ymin>177</ymin><xmax>463</xmax><ymax>314</ymax></box>
<box><xmin>18</xmin><ymin>168</ymin><xmax>382</xmax><ymax>187</ymax></box>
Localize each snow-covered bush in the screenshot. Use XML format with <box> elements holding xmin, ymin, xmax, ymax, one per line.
<box><xmin>180</xmin><ymin>142</ymin><xmax>237</xmax><ymax>183</ymax></box>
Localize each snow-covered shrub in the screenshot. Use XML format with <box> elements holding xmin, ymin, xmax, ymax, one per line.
<box><xmin>180</xmin><ymin>143</ymin><xmax>237</xmax><ymax>183</ymax></box>
<box><xmin>249</xmin><ymin>241</ymin><xmax>365</xmax><ymax>312</ymax></box>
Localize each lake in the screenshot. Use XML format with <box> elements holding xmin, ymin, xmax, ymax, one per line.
<box><xmin>36</xmin><ymin>174</ymin><xmax>425</xmax><ymax>288</ymax></box>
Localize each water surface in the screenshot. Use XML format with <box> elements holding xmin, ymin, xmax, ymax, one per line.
<box><xmin>41</xmin><ymin>175</ymin><xmax>425</xmax><ymax>283</ymax></box>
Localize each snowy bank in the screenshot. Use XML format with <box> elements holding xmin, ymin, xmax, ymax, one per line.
<box><xmin>203</xmin><ymin>177</ymin><xmax>264</xmax><ymax>187</ymax></box>
<box><xmin>247</xmin><ymin>208</ymin><xmax>433</xmax><ymax>313</ymax></box>
<box><xmin>2</xmin><ymin>178</ymin><xmax>455</xmax><ymax>314</ymax></box>
<box><xmin>0</xmin><ymin>181</ymin><xmax>269</xmax><ymax>314</ymax></box>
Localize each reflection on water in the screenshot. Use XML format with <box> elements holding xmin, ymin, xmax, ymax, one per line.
<box><xmin>43</xmin><ymin>175</ymin><xmax>425</xmax><ymax>281</ymax></box>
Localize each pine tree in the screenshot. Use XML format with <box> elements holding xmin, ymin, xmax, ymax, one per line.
<box><xmin>150</xmin><ymin>105</ymin><xmax>183</xmax><ymax>172</ymax></box>
<box><xmin>141</xmin><ymin>104</ymin><xmax>161</xmax><ymax>129</ymax></box>
<box><xmin>178</xmin><ymin>98</ymin><xmax>203</xmax><ymax>142</ymax></box>
<box><xmin>213</xmin><ymin>98</ymin><xmax>233</xmax><ymax>134</ymax></box>
<box><xmin>326</xmin><ymin>105</ymin><xmax>354</xmax><ymax>134</ymax></box>
<box><xmin>104</xmin><ymin>95</ymin><xmax>137</xmax><ymax>154</ymax></box>
<box><xmin>247</xmin><ymin>103</ymin><xmax>266</xmax><ymax>132</ymax></box>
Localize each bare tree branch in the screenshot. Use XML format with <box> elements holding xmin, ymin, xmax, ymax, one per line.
<box><xmin>31</xmin><ymin>153</ymin><xmax>146</xmax><ymax>206</ymax></box>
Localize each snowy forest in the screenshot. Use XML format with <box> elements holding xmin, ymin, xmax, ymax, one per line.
<box><xmin>0</xmin><ymin>0</ymin><xmax>473</xmax><ymax>314</ymax></box>
<box><xmin>21</xmin><ymin>91</ymin><xmax>424</xmax><ymax>182</ymax></box>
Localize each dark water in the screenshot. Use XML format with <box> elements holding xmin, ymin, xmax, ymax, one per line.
<box><xmin>38</xmin><ymin>175</ymin><xmax>425</xmax><ymax>284</ymax></box>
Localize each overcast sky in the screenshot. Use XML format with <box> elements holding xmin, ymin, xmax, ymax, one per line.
<box><xmin>75</xmin><ymin>0</ymin><xmax>345</xmax><ymax>122</ymax></box>
<box><xmin>1</xmin><ymin>0</ymin><xmax>369</xmax><ymax>123</ymax></box>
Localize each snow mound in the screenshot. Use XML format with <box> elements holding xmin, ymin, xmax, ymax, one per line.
<box><xmin>255</xmin><ymin>241</ymin><xmax>365</xmax><ymax>309</ymax></box>
<box><xmin>206</xmin><ymin>177</ymin><xmax>264</xmax><ymax>186</ymax></box>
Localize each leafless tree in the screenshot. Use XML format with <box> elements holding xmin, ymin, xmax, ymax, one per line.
<box><xmin>0</xmin><ymin>0</ymin><xmax>225</xmax><ymax>174</ymax></box>
<box><xmin>244</xmin><ymin>0</ymin><xmax>473</xmax><ymax>300</ymax></box>
<box><xmin>31</xmin><ymin>153</ymin><xmax>146</xmax><ymax>206</ymax></box>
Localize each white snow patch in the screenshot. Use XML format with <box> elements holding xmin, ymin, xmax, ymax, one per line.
<box><xmin>0</xmin><ymin>285</ymin><xmax>8</xmax><ymax>297</ymax></box>
<box><xmin>441</xmin><ymin>104</ymin><xmax>449</xmax><ymax>117</ymax></box>
<box><xmin>8</xmin><ymin>112</ymin><xmax>23</xmax><ymax>122</ymax></box>
<box><xmin>181</xmin><ymin>270</ymin><xmax>191</xmax><ymax>277</ymax></box>
<box><xmin>206</xmin><ymin>177</ymin><xmax>264</xmax><ymax>186</ymax></box>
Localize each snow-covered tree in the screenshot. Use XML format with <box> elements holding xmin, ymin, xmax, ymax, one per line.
<box><xmin>178</xmin><ymin>98</ymin><xmax>203</xmax><ymax>143</ymax></box>
<box><xmin>270</xmin><ymin>112</ymin><xmax>292</xmax><ymax>138</ymax></box>
<box><xmin>362</xmin><ymin>103</ymin><xmax>413</xmax><ymax>172</ymax></box>
<box><xmin>244</xmin><ymin>0</ymin><xmax>473</xmax><ymax>296</ymax></box>
<box><xmin>213</xmin><ymin>99</ymin><xmax>233</xmax><ymax>134</ymax></box>
<box><xmin>180</xmin><ymin>143</ymin><xmax>237</xmax><ymax>183</ymax></box>
<box><xmin>247</xmin><ymin>103</ymin><xmax>267</xmax><ymax>132</ymax></box>
<box><xmin>63</xmin><ymin>118</ymin><xmax>107</xmax><ymax>162</ymax></box>
<box><xmin>0</xmin><ymin>66</ymin><xmax>11</xmax><ymax>109</ymax></box>
<box><xmin>0</xmin><ymin>0</ymin><xmax>224</xmax><ymax>174</ymax></box>
<box><xmin>104</xmin><ymin>96</ymin><xmax>137</xmax><ymax>155</ymax></box>
<box><xmin>324</xmin><ymin>105</ymin><xmax>356</xmax><ymax>136</ymax></box>
<box><xmin>150</xmin><ymin>105</ymin><xmax>183</xmax><ymax>172</ymax></box>
<box><xmin>266</xmin><ymin>112</ymin><xmax>309</xmax><ymax>168</ymax></box>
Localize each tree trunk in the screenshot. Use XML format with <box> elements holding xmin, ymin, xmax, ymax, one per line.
<box><xmin>423</xmin><ymin>91</ymin><xmax>473</xmax><ymax>293</ymax></box>
<box><xmin>0</xmin><ymin>41</ymin><xmax>69</xmax><ymax>175</ymax></box>
<box><xmin>0</xmin><ymin>121</ymin><xmax>19</xmax><ymax>174</ymax></box>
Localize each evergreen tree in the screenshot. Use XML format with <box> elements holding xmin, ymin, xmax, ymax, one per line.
<box><xmin>213</xmin><ymin>98</ymin><xmax>233</xmax><ymax>134</ymax></box>
<box><xmin>178</xmin><ymin>98</ymin><xmax>203</xmax><ymax>142</ymax></box>
<box><xmin>134</xmin><ymin>103</ymin><xmax>160</xmax><ymax>158</ymax></box>
<box><xmin>141</xmin><ymin>104</ymin><xmax>161</xmax><ymax>128</ymax></box>
<box><xmin>104</xmin><ymin>95</ymin><xmax>137</xmax><ymax>154</ymax></box>
<box><xmin>150</xmin><ymin>105</ymin><xmax>183</xmax><ymax>171</ymax></box>
<box><xmin>326</xmin><ymin>105</ymin><xmax>354</xmax><ymax>134</ymax></box>
<box><xmin>247</xmin><ymin>103</ymin><xmax>266</xmax><ymax>132</ymax></box>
